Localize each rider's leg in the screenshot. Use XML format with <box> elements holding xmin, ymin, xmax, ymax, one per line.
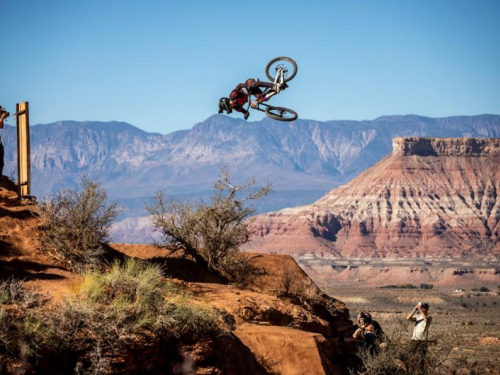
<box><xmin>256</xmin><ymin>93</ymin><xmax>268</xmax><ymax>103</ymax></box>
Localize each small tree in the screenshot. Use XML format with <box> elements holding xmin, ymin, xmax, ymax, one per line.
<box><xmin>38</xmin><ymin>176</ymin><xmax>120</xmax><ymax>273</ymax></box>
<box><xmin>147</xmin><ymin>167</ymin><xmax>271</xmax><ymax>281</ymax></box>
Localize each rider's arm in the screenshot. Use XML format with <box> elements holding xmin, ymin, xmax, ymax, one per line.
<box><xmin>233</xmin><ymin>83</ymin><xmax>247</xmax><ymax>92</ymax></box>
<box><xmin>255</xmin><ymin>81</ymin><xmax>274</xmax><ymax>89</ymax></box>
<box><xmin>406</xmin><ymin>305</ymin><xmax>418</xmax><ymax>321</ymax></box>
<box><xmin>233</xmin><ymin>106</ymin><xmax>248</xmax><ymax>114</ymax></box>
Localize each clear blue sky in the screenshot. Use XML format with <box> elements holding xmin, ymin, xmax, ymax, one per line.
<box><xmin>1</xmin><ymin>0</ymin><xmax>499</xmax><ymax>134</ymax></box>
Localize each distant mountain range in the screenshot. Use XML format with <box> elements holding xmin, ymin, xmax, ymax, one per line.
<box><xmin>2</xmin><ymin>114</ymin><xmax>500</xmax><ymax>242</ymax></box>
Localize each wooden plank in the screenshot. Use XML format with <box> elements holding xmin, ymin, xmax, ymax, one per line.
<box><xmin>16</xmin><ymin>101</ymin><xmax>30</xmax><ymax>198</ymax></box>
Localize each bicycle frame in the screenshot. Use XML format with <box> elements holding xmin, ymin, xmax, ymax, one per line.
<box><xmin>245</xmin><ymin>67</ymin><xmax>286</xmax><ymax>113</ymax></box>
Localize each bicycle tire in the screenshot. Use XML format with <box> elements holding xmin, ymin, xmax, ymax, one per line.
<box><xmin>265</xmin><ymin>106</ymin><xmax>298</xmax><ymax>122</ymax></box>
<box><xmin>265</xmin><ymin>57</ymin><xmax>298</xmax><ymax>82</ymax></box>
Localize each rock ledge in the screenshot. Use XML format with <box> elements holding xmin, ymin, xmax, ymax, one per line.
<box><xmin>392</xmin><ymin>137</ymin><xmax>500</xmax><ymax>156</ymax></box>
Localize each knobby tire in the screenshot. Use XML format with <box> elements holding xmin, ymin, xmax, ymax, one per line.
<box><xmin>265</xmin><ymin>57</ymin><xmax>298</xmax><ymax>82</ymax></box>
<box><xmin>265</xmin><ymin>106</ymin><xmax>298</xmax><ymax>122</ymax></box>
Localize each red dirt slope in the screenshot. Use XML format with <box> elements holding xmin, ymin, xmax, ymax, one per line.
<box><xmin>0</xmin><ymin>182</ymin><xmax>356</xmax><ymax>374</ymax></box>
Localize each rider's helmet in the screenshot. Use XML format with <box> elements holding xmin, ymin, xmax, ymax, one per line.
<box><xmin>245</xmin><ymin>78</ymin><xmax>256</xmax><ymax>87</ymax></box>
<box><xmin>218</xmin><ymin>97</ymin><xmax>232</xmax><ymax>114</ymax></box>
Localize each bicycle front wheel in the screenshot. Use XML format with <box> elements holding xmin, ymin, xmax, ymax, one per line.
<box><xmin>265</xmin><ymin>106</ymin><xmax>298</xmax><ymax>121</ymax></box>
<box><xmin>265</xmin><ymin>57</ymin><xmax>298</xmax><ymax>82</ymax></box>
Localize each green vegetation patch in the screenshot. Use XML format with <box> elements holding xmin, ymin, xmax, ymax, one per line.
<box><xmin>0</xmin><ymin>259</ymin><xmax>230</xmax><ymax>372</ymax></box>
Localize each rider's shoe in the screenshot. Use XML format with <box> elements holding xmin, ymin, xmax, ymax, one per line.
<box><xmin>244</xmin><ymin>112</ymin><xmax>250</xmax><ymax>120</ymax></box>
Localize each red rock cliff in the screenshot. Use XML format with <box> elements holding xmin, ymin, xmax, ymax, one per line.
<box><xmin>245</xmin><ymin>138</ymin><xmax>500</xmax><ymax>261</ymax></box>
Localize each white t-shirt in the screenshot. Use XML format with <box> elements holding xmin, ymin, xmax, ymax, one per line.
<box><xmin>411</xmin><ymin>313</ymin><xmax>432</xmax><ymax>341</ymax></box>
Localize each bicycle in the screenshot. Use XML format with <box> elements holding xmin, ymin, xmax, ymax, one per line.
<box><xmin>248</xmin><ymin>57</ymin><xmax>298</xmax><ymax>122</ymax></box>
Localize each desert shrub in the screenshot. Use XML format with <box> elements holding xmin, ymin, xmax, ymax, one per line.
<box><xmin>280</xmin><ymin>264</ymin><xmax>300</xmax><ymax>296</ymax></box>
<box><xmin>147</xmin><ymin>166</ymin><xmax>271</xmax><ymax>282</ymax></box>
<box><xmin>479</xmin><ymin>286</ymin><xmax>489</xmax><ymax>292</ymax></box>
<box><xmin>38</xmin><ymin>176</ymin><xmax>121</xmax><ymax>273</ymax></box>
<box><xmin>170</xmin><ymin>304</ymin><xmax>225</xmax><ymax>338</ymax></box>
<box><xmin>0</xmin><ymin>277</ymin><xmax>42</xmax><ymax>309</ymax></box>
<box><xmin>420</xmin><ymin>283</ymin><xmax>433</xmax><ymax>290</ymax></box>
<box><xmin>0</xmin><ymin>278</ymin><xmax>48</xmax><ymax>360</ymax></box>
<box><xmin>67</xmin><ymin>258</ymin><xmax>225</xmax><ymax>343</ymax></box>
<box><xmin>77</xmin><ymin>258</ymin><xmax>177</xmax><ymax>336</ymax></box>
<box><xmin>15</xmin><ymin>259</ymin><xmax>176</xmax><ymax>354</ymax></box>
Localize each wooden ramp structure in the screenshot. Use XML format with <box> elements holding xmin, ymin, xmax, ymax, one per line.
<box><xmin>16</xmin><ymin>101</ymin><xmax>30</xmax><ymax>199</ymax></box>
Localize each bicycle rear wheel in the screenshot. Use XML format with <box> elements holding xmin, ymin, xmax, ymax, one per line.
<box><xmin>265</xmin><ymin>57</ymin><xmax>298</xmax><ymax>82</ymax></box>
<box><xmin>265</xmin><ymin>106</ymin><xmax>298</xmax><ymax>121</ymax></box>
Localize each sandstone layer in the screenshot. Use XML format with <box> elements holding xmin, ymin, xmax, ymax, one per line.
<box><xmin>246</xmin><ymin>138</ymin><xmax>500</xmax><ymax>267</ymax></box>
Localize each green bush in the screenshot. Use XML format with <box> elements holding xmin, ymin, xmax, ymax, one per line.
<box><xmin>380</xmin><ymin>284</ymin><xmax>418</xmax><ymax>289</ymax></box>
<box><xmin>0</xmin><ymin>261</ymin><xmax>230</xmax><ymax>371</ymax></box>
<box><xmin>420</xmin><ymin>283</ymin><xmax>434</xmax><ymax>290</ymax></box>
<box><xmin>71</xmin><ymin>258</ymin><xmax>225</xmax><ymax>342</ymax></box>
<box><xmin>38</xmin><ymin>176</ymin><xmax>121</xmax><ymax>273</ymax></box>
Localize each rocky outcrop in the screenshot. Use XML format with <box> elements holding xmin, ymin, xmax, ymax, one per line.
<box><xmin>246</xmin><ymin>138</ymin><xmax>500</xmax><ymax>263</ymax></box>
<box><xmin>392</xmin><ymin>137</ymin><xmax>500</xmax><ymax>156</ymax></box>
<box><xmin>0</xmin><ymin>191</ymin><xmax>355</xmax><ymax>374</ymax></box>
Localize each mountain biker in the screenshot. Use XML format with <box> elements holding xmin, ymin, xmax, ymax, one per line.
<box><xmin>218</xmin><ymin>78</ymin><xmax>283</xmax><ymax>120</ymax></box>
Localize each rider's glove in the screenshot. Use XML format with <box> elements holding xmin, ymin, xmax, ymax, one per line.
<box><xmin>244</xmin><ymin>112</ymin><xmax>250</xmax><ymax>120</ymax></box>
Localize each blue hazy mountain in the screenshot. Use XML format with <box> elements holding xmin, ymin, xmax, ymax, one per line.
<box><xmin>2</xmin><ymin>114</ymin><xmax>500</xmax><ymax>242</ymax></box>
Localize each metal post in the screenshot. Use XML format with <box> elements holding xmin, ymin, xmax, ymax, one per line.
<box><xmin>16</xmin><ymin>101</ymin><xmax>30</xmax><ymax>199</ymax></box>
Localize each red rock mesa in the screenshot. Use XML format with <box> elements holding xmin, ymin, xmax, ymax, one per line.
<box><xmin>246</xmin><ymin>138</ymin><xmax>500</xmax><ymax>263</ymax></box>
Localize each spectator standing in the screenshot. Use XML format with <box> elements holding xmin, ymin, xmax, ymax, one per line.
<box><xmin>406</xmin><ymin>302</ymin><xmax>432</xmax><ymax>368</ymax></box>
<box><xmin>0</xmin><ymin>106</ymin><xmax>9</xmax><ymax>177</ymax></box>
